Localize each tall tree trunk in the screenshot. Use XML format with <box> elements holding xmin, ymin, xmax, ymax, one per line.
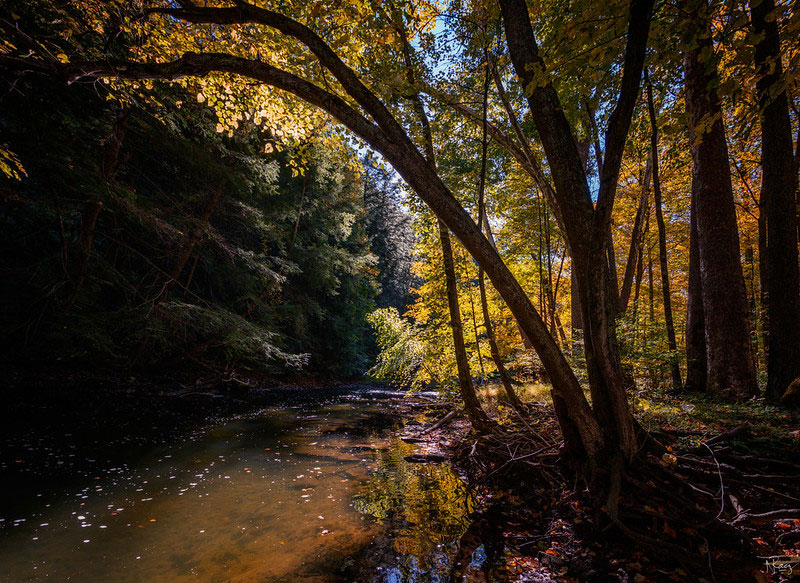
<box><xmin>479</xmin><ymin>274</ymin><xmax>524</xmax><ymax>410</ymax></box>
<box><xmin>481</xmin><ymin>220</ymin><xmax>530</xmax><ymax>410</ymax></box>
<box><xmin>439</xmin><ymin>221</ymin><xmax>493</xmax><ymax>429</ymax></box>
<box><xmin>618</xmin><ymin>158</ymin><xmax>651</xmax><ymax>313</ymax></box>
<box><xmin>645</xmin><ymin>72</ymin><xmax>682</xmax><ymax>392</ymax></box>
<box><xmin>648</xmin><ymin>248</ymin><xmax>654</xmax><ymax>324</ymax></box>
<box><xmin>475</xmin><ymin>54</ymin><xmax>525</xmax><ymax>413</ymax></box>
<box><xmin>683</xmin><ymin>1</ymin><xmax>758</xmax><ymax>399</ymax></box>
<box><xmin>607</xmin><ymin>231</ymin><xmax>620</xmax><ymax>310</ymax></box>
<box><xmin>394</xmin><ymin>14</ymin><xmax>493</xmax><ymax>429</ymax></box>
<box><xmin>758</xmin><ymin>193</ymin><xmax>769</xmax><ymax>374</ymax></box>
<box><xmin>631</xmin><ymin>221</ymin><xmax>646</xmax><ymax>344</ymax></box>
<box><xmin>684</xmin><ymin>185</ymin><xmax>707</xmax><ymax>392</ymax></box>
<box><xmin>570</xmin><ymin>268</ymin><xmax>584</xmax><ymax>358</ymax></box>
<box><xmin>750</xmin><ymin>0</ymin><xmax>800</xmax><ymax>401</ymax></box>
<box><xmin>467</xmin><ymin>260</ymin><xmax>487</xmax><ymax>382</ymax></box>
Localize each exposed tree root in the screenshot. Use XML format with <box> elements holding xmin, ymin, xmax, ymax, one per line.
<box><xmin>443</xmin><ymin>412</ymin><xmax>798</xmax><ymax>581</ymax></box>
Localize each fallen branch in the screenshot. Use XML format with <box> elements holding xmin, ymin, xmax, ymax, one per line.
<box><xmin>732</xmin><ymin>508</ymin><xmax>800</xmax><ymax>525</ymax></box>
<box><xmin>422</xmin><ymin>409</ymin><xmax>458</xmax><ymax>434</ymax></box>
<box><xmin>704</xmin><ymin>425</ymin><xmax>749</xmax><ymax>446</ymax></box>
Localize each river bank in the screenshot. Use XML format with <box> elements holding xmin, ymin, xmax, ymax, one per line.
<box><xmin>408</xmin><ymin>386</ymin><xmax>800</xmax><ymax>583</ymax></box>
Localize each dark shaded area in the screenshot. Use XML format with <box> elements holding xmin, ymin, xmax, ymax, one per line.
<box><xmin>0</xmin><ymin>368</ymin><xmax>388</xmax><ymax>518</ymax></box>
<box><xmin>0</xmin><ymin>70</ymin><xmax>414</xmax><ymax>378</ymax></box>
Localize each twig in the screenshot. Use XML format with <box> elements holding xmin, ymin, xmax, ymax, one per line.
<box><xmin>702</xmin><ymin>442</ymin><xmax>726</xmax><ymax>519</ymax></box>
<box><xmin>704</xmin><ymin>425</ymin><xmax>748</xmax><ymax>446</ymax></box>
<box><xmin>732</xmin><ymin>508</ymin><xmax>800</xmax><ymax>525</ymax></box>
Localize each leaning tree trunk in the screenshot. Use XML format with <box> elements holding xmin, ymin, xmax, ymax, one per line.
<box><xmin>683</xmin><ymin>1</ymin><xmax>758</xmax><ymax>399</ymax></box>
<box><xmin>618</xmin><ymin>158</ymin><xmax>650</xmax><ymax>314</ymax></box>
<box><xmin>439</xmin><ymin>221</ymin><xmax>493</xmax><ymax>429</ymax></box>
<box><xmin>750</xmin><ymin>0</ymin><xmax>800</xmax><ymax>401</ymax></box>
<box><xmin>645</xmin><ymin>72</ymin><xmax>682</xmax><ymax>392</ymax></box>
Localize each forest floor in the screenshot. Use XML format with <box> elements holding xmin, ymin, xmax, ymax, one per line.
<box><xmin>404</xmin><ymin>382</ymin><xmax>800</xmax><ymax>583</ymax></box>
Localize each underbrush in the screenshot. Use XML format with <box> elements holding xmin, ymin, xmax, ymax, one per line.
<box><xmin>421</xmin><ymin>380</ymin><xmax>800</xmax><ymax>581</ymax></box>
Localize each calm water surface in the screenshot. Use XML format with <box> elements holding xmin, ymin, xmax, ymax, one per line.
<box><xmin>0</xmin><ymin>390</ymin><xmax>472</xmax><ymax>582</ymax></box>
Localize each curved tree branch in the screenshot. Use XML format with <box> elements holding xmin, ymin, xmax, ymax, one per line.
<box><xmin>3</xmin><ymin>20</ymin><xmax>605</xmax><ymax>455</ymax></box>
<box><xmin>148</xmin><ymin>1</ymin><xmax>408</xmax><ymax>140</ymax></box>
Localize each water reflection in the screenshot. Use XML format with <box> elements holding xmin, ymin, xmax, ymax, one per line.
<box><xmin>353</xmin><ymin>439</ymin><xmax>472</xmax><ymax>582</ymax></box>
<box><xmin>0</xmin><ymin>390</ymin><xmax>471</xmax><ymax>582</ymax></box>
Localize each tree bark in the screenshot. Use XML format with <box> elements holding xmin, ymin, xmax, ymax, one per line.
<box><xmin>618</xmin><ymin>158</ymin><xmax>650</xmax><ymax>313</ymax></box>
<box><xmin>684</xmin><ymin>184</ymin><xmax>707</xmax><ymax>392</ymax></box>
<box><xmin>750</xmin><ymin>0</ymin><xmax>800</xmax><ymax>401</ymax></box>
<box><xmin>648</xmin><ymin>249</ymin><xmax>654</xmax><ymax>323</ymax></box>
<box><xmin>439</xmin><ymin>221</ymin><xmax>493</xmax><ymax>429</ymax></box>
<box><xmin>682</xmin><ymin>1</ymin><xmax>758</xmax><ymax>399</ymax></box>
<box><xmin>631</xmin><ymin>219</ymin><xmax>646</xmax><ymax>343</ymax></box>
<box><xmin>645</xmin><ymin>71</ymin><xmax>682</xmax><ymax>392</ymax></box>
<box><xmin>467</xmin><ymin>261</ymin><xmax>487</xmax><ymax>382</ymax></box>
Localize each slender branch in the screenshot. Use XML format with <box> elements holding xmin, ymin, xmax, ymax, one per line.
<box><xmin>592</xmin><ymin>0</ymin><xmax>655</xmax><ymax>255</ymax></box>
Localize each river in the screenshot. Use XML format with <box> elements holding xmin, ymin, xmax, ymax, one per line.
<box><xmin>0</xmin><ymin>387</ymin><xmax>476</xmax><ymax>582</ymax></box>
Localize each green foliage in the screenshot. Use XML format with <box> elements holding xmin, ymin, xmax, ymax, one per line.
<box><xmin>366</xmin><ymin>307</ymin><xmax>427</xmax><ymax>389</ymax></box>
<box><xmin>0</xmin><ymin>70</ymin><xmax>380</xmax><ymax>376</ymax></box>
<box><xmin>617</xmin><ymin>308</ymin><xmax>682</xmax><ymax>389</ymax></box>
<box><xmin>362</xmin><ymin>163</ymin><xmax>416</xmax><ymax>313</ymax></box>
<box><xmin>634</xmin><ymin>386</ymin><xmax>800</xmax><ymax>456</ymax></box>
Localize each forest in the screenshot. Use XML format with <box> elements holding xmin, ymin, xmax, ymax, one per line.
<box><xmin>1</xmin><ymin>0</ymin><xmax>799</xmax><ymax>581</ymax></box>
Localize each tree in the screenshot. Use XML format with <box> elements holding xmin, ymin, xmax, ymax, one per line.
<box><xmin>749</xmin><ymin>0</ymin><xmax>800</xmax><ymax>401</ymax></box>
<box><xmin>645</xmin><ymin>71</ymin><xmax>682</xmax><ymax>392</ymax></box>
<box><xmin>362</xmin><ymin>165</ymin><xmax>415</xmax><ymax>313</ymax></box>
<box><xmin>500</xmin><ymin>0</ymin><xmax>654</xmax><ymax>464</ymax></box>
<box><xmin>0</xmin><ymin>0</ymin><xmax>662</xmax><ymax>477</ymax></box>
<box><xmin>684</xmin><ymin>185</ymin><xmax>708</xmax><ymax>392</ymax></box>
<box><xmin>682</xmin><ymin>0</ymin><xmax>758</xmax><ymax>399</ymax></box>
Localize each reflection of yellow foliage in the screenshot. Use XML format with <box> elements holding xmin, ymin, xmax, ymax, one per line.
<box><xmin>0</xmin><ymin>145</ymin><xmax>26</xmax><ymax>181</ymax></box>
<box><xmin>353</xmin><ymin>439</ymin><xmax>471</xmax><ymax>557</ymax></box>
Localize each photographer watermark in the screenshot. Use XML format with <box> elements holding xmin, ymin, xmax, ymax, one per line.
<box><xmin>763</xmin><ymin>555</ymin><xmax>800</xmax><ymax>576</ymax></box>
